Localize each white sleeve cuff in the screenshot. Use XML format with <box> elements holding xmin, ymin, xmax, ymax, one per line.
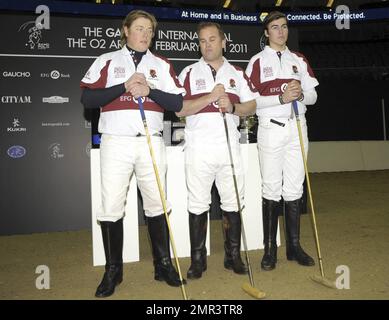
<box><xmin>255</xmin><ymin>95</ymin><xmax>281</xmax><ymax>109</ymax></box>
<box><xmin>300</xmin><ymin>88</ymin><xmax>317</xmax><ymax>105</ymax></box>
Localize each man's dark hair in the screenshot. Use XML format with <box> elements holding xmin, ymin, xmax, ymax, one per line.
<box><xmin>263</xmin><ymin>11</ymin><xmax>287</xmax><ymax>30</ymax></box>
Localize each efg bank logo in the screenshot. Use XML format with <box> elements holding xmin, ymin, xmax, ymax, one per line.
<box><xmin>40</xmin><ymin>70</ymin><xmax>70</xmax><ymax>80</ymax></box>
<box><xmin>7</xmin><ymin>145</ymin><xmax>27</xmax><ymax>159</ymax></box>
<box><xmin>18</xmin><ymin>5</ymin><xmax>50</xmax><ymax>50</ymax></box>
<box><xmin>42</xmin><ymin>96</ymin><xmax>69</xmax><ymax>104</ymax></box>
<box><xmin>48</xmin><ymin>143</ymin><xmax>64</xmax><ymax>159</ymax></box>
<box><xmin>7</xmin><ymin>118</ymin><xmax>27</xmax><ymax>133</ymax></box>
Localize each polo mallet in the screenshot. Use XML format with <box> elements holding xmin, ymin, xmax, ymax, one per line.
<box><xmin>219</xmin><ymin>109</ymin><xmax>266</xmax><ymax>299</ymax></box>
<box><xmin>137</xmin><ymin>97</ymin><xmax>189</xmax><ymax>299</ymax></box>
<box><xmin>292</xmin><ymin>100</ymin><xmax>336</xmax><ymax>289</ymax></box>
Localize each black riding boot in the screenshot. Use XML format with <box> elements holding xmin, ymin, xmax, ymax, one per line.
<box><xmin>222</xmin><ymin>211</ymin><xmax>248</xmax><ymax>275</ymax></box>
<box><xmin>147</xmin><ymin>214</ymin><xmax>186</xmax><ymax>287</ymax></box>
<box><xmin>95</xmin><ymin>218</ymin><xmax>123</xmax><ymax>298</ymax></box>
<box><xmin>187</xmin><ymin>211</ymin><xmax>208</xmax><ymax>279</ymax></box>
<box><xmin>261</xmin><ymin>198</ymin><xmax>280</xmax><ymax>271</ymax></box>
<box><xmin>284</xmin><ymin>199</ymin><xmax>315</xmax><ymax>266</ymax></box>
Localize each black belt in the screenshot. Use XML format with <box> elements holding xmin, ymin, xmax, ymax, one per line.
<box><xmin>270</xmin><ymin>119</ymin><xmax>286</xmax><ymax>127</ymax></box>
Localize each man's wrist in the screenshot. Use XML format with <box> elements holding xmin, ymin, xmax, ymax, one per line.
<box><xmin>230</xmin><ymin>103</ymin><xmax>236</xmax><ymax>114</ymax></box>
<box><xmin>298</xmin><ymin>93</ymin><xmax>304</xmax><ymax>101</ymax></box>
<box><xmin>279</xmin><ymin>94</ymin><xmax>285</xmax><ymax>105</ymax></box>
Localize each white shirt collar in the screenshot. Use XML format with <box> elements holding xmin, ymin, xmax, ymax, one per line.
<box><xmin>264</xmin><ymin>45</ymin><xmax>290</xmax><ymax>56</ymax></box>
<box><xmin>199</xmin><ymin>56</ymin><xmax>228</xmax><ymax>70</ymax></box>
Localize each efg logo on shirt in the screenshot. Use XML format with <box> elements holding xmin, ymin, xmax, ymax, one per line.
<box><xmin>281</xmin><ymin>83</ymin><xmax>288</xmax><ymax>92</ymax></box>
<box><xmin>270</xmin><ymin>82</ymin><xmax>288</xmax><ymax>94</ymax></box>
<box><xmin>114</xmin><ymin>67</ymin><xmax>126</xmax><ymax>78</ymax></box>
<box><xmin>133</xmin><ymin>96</ymin><xmax>146</xmax><ymax>104</ymax></box>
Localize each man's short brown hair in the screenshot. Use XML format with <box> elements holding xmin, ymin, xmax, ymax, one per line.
<box><xmin>197</xmin><ymin>22</ymin><xmax>225</xmax><ymax>40</ymax></box>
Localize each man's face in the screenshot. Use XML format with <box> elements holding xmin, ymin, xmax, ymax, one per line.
<box><xmin>265</xmin><ymin>17</ymin><xmax>288</xmax><ymax>49</ymax></box>
<box><xmin>124</xmin><ymin>17</ymin><xmax>154</xmax><ymax>51</ymax></box>
<box><xmin>198</xmin><ymin>26</ymin><xmax>225</xmax><ymax>63</ymax></box>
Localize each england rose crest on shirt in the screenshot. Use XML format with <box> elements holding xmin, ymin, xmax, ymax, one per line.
<box><xmin>229</xmin><ymin>78</ymin><xmax>236</xmax><ymax>90</ymax></box>
<box><xmin>147</xmin><ymin>69</ymin><xmax>158</xmax><ymax>88</ymax></box>
<box><xmin>149</xmin><ymin>69</ymin><xmax>157</xmax><ymax>78</ymax></box>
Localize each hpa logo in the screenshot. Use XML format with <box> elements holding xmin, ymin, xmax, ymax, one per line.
<box><xmin>7</xmin><ymin>145</ymin><xmax>27</xmax><ymax>159</ymax></box>
<box><xmin>18</xmin><ymin>6</ymin><xmax>50</xmax><ymax>50</ymax></box>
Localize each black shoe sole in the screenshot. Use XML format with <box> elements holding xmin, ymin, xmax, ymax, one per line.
<box><xmin>287</xmin><ymin>256</ymin><xmax>315</xmax><ymax>266</ymax></box>
<box><xmin>187</xmin><ymin>265</ymin><xmax>206</xmax><ymax>280</ymax></box>
<box><xmin>187</xmin><ymin>272</ymin><xmax>202</xmax><ymax>280</ymax></box>
<box><xmin>261</xmin><ymin>264</ymin><xmax>276</xmax><ymax>271</ymax></box>
<box><xmin>224</xmin><ymin>263</ymin><xmax>248</xmax><ymax>275</ymax></box>
<box><xmin>155</xmin><ymin>275</ymin><xmax>187</xmax><ymax>286</ymax></box>
<box><xmin>95</xmin><ymin>278</ymin><xmax>123</xmax><ymax>298</ymax></box>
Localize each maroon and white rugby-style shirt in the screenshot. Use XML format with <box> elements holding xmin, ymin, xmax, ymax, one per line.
<box><xmin>80</xmin><ymin>46</ymin><xmax>185</xmax><ymax>136</ymax></box>
<box><xmin>246</xmin><ymin>46</ymin><xmax>319</xmax><ymax>118</ymax></box>
<box><xmin>178</xmin><ymin>57</ymin><xmax>259</xmax><ymax>146</ymax></box>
